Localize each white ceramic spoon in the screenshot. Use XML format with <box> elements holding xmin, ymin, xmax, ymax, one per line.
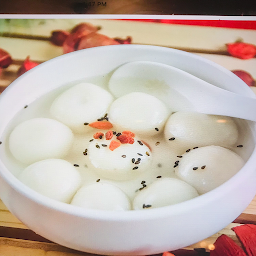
<box><xmin>108</xmin><ymin>61</ymin><xmax>256</xmax><ymax>122</ymax></box>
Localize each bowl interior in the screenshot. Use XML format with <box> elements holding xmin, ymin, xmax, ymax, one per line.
<box><xmin>0</xmin><ymin>44</ymin><xmax>256</xmax><ymax>220</ymax></box>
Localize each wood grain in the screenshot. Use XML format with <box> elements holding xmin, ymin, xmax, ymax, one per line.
<box><xmin>0</xmin><ymin>237</ymin><xmax>92</xmax><ymax>256</ymax></box>
<box><xmin>0</xmin><ymin>223</ymin><xmax>243</xmax><ymax>254</ymax></box>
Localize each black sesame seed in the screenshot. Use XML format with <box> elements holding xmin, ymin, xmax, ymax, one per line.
<box><xmin>193</xmin><ymin>167</ymin><xmax>198</xmax><ymax>170</ymax></box>
<box><xmin>201</xmin><ymin>165</ymin><xmax>206</xmax><ymax>169</ymax></box>
<box><xmin>83</xmin><ymin>149</ymin><xmax>88</xmax><ymax>155</ymax></box>
<box><xmin>175</xmin><ymin>160</ymin><xmax>179</xmax><ymax>165</ymax></box>
<box><xmin>155</xmin><ymin>141</ymin><xmax>160</xmax><ymax>146</ymax></box>
<box><xmin>101</xmin><ymin>144</ymin><xmax>107</xmax><ymax>147</ymax></box>
<box><xmin>132</xmin><ymin>158</ymin><xmax>135</xmax><ymax>163</ymax></box>
<box><xmin>143</xmin><ymin>204</ymin><xmax>152</xmax><ymax>209</ymax></box>
<box><xmin>0</xmin><ymin>141</ymin><xmax>2</xmax><ymax>145</ymax></box>
<box><xmin>135</xmin><ymin>160</ymin><xmax>140</xmax><ymax>164</ymax></box>
<box><xmin>169</xmin><ymin>137</ymin><xmax>175</xmax><ymax>141</ymax></box>
<box><xmin>24</xmin><ymin>105</ymin><xmax>28</xmax><ymax>108</ymax></box>
<box><xmin>155</xmin><ymin>128</ymin><xmax>159</xmax><ymax>131</ymax></box>
<box><xmin>133</xmin><ymin>166</ymin><xmax>138</xmax><ymax>170</ymax></box>
<box><xmin>96</xmin><ymin>179</ymin><xmax>100</xmax><ymax>182</ymax></box>
<box><xmin>122</xmin><ymin>155</ymin><xmax>126</xmax><ymax>158</ymax></box>
<box><xmin>141</xmin><ymin>181</ymin><xmax>146</xmax><ymax>184</ymax></box>
<box><xmin>146</xmin><ymin>151</ymin><xmax>150</xmax><ymax>156</ymax></box>
<box><xmin>89</xmin><ymin>139</ymin><xmax>94</xmax><ymax>142</ymax></box>
<box><xmin>74</xmin><ymin>164</ymin><xmax>79</xmax><ymax>167</ymax></box>
<box><xmin>113</xmin><ymin>131</ymin><xmax>116</xmax><ymax>135</ymax></box>
<box><xmin>174</xmin><ymin>164</ymin><xmax>178</xmax><ymax>168</ymax></box>
<box><xmin>96</xmin><ymin>144</ymin><xmax>100</xmax><ymax>148</ymax></box>
<box><xmin>84</xmin><ymin>122</ymin><xmax>89</xmax><ymax>125</ymax></box>
<box><xmin>193</xmin><ymin>147</ymin><xmax>198</xmax><ymax>149</ymax></box>
<box><xmin>156</xmin><ymin>175</ymin><xmax>162</xmax><ymax>178</ymax></box>
<box><xmin>186</xmin><ymin>149</ymin><xmax>191</xmax><ymax>152</ymax></box>
<box><xmin>99</xmin><ymin>135</ymin><xmax>103</xmax><ymax>139</ymax></box>
<box><xmin>137</xmin><ymin>158</ymin><xmax>141</xmax><ymax>161</ymax></box>
<box><xmin>237</xmin><ymin>145</ymin><xmax>243</xmax><ymax>148</ymax></box>
<box><xmin>177</xmin><ymin>155</ymin><xmax>183</xmax><ymax>158</ymax></box>
<box><xmin>142</xmin><ymin>184</ymin><xmax>147</xmax><ymax>188</ymax></box>
<box><xmin>137</xmin><ymin>153</ymin><xmax>143</xmax><ymax>156</ymax></box>
<box><xmin>137</xmin><ymin>140</ymin><xmax>143</xmax><ymax>146</ymax></box>
<box><xmin>116</xmin><ymin>132</ymin><xmax>122</xmax><ymax>137</ymax></box>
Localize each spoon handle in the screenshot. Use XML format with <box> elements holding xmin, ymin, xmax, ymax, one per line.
<box><xmin>138</xmin><ymin>61</ymin><xmax>256</xmax><ymax>122</ymax></box>
<box><xmin>191</xmin><ymin>85</ymin><xmax>256</xmax><ymax>122</ymax></box>
<box><xmin>109</xmin><ymin>60</ymin><xmax>256</xmax><ymax>122</ymax></box>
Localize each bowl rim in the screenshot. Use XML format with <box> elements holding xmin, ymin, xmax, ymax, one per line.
<box><xmin>0</xmin><ymin>44</ymin><xmax>255</xmax><ymax>221</ymax></box>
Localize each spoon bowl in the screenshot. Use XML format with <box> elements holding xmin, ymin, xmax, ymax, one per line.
<box><xmin>109</xmin><ymin>61</ymin><xmax>256</xmax><ymax>121</ymax></box>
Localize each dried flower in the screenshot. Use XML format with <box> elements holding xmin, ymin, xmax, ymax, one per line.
<box><xmin>63</xmin><ymin>22</ymin><xmax>98</xmax><ymax>54</ymax></box>
<box><xmin>114</xmin><ymin>36</ymin><xmax>132</xmax><ymax>44</ymax></box>
<box><xmin>17</xmin><ymin>56</ymin><xmax>39</xmax><ymax>76</ymax></box>
<box><xmin>227</xmin><ymin>42</ymin><xmax>256</xmax><ymax>60</ymax></box>
<box><xmin>77</xmin><ymin>32</ymin><xmax>120</xmax><ymax>51</ymax></box>
<box><xmin>210</xmin><ymin>234</ymin><xmax>246</xmax><ymax>256</ymax></box>
<box><xmin>232</xmin><ymin>224</ymin><xmax>256</xmax><ymax>256</ymax></box>
<box><xmin>232</xmin><ymin>70</ymin><xmax>255</xmax><ymax>87</ymax></box>
<box><xmin>0</xmin><ymin>48</ymin><xmax>12</xmax><ymax>68</ymax></box>
<box><xmin>50</xmin><ymin>30</ymin><xmax>70</xmax><ymax>46</ymax></box>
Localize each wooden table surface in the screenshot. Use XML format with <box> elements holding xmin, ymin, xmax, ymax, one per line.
<box><xmin>0</xmin><ymin>19</ymin><xmax>256</xmax><ymax>255</ymax></box>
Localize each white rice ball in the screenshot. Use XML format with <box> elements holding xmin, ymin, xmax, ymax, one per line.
<box><xmin>108</xmin><ymin>92</ymin><xmax>169</xmax><ymax>136</ymax></box>
<box><xmin>87</xmin><ymin>136</ymin><xmax>152</xmax><ymax>181</ymax></box>
<box><xmin>71</xmin><ymin>182</ymin><xmax>131</xmax><ymax>211</ymax></box>
<box><xmin>164</xmin><ymin>112</ymin><xmax>239</xmax><ymax>152</ymax></box>
<box><xmin>50</xmin><ymin>83</ymin><xmax>114</xmax><ymax>133</ymax></box>
<box><xmin>175</xmin><ymin>145</ymin><xmax>244</xmax><ymax>194</ymax></box>
<box><xmin>133</xmin><ymin>177</ymin><xmax>198</xmax><ymax>210</ymax></box>
<box><xmin>9</xmin><ymin>118</ymin><xmax>74</xmax><ymax>165</ymax></box>
<box><xmin>19</xmin><ymin>159</ymin><xmax>81</xmax><ymax>203</ymax></box>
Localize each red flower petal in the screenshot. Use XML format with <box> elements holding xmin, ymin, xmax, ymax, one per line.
<box><xmin>162</xmin><ymin>252</ymin><xmax>175</xmax><ymax>256</ymax></box>
<box><xmin>210</xmin><ymin>234</ymin><xmax>246</xmax><ymax>256</ymax></box>
<box><xmin>0</xmin><ymin>48</ymin><xmax>12</xmax><ymax>68</ymax></box>
<box><xmin>76</xmin><ymin>33</ymin><xmax>120</xmax><ymax>51</ymax></box>
<box><xmin>232</xmin><ymin>224</ymin><xmax>256</xmax><ymax>256</ymax></box>
<box><xmin>63</xmin><ymin>22</ymin><xmax>98</xmax><ymax>53</ymax></box>
<box><xmin>227</xmin><ymin>42</ymin><xmax>256</xmax><ymax>60</ymax></box>
<box><xmin>17</xmin><ymin>56</ymin><xmax>39</xmax><ymax>76</ymax></box>
<box><xmin>70</xmin><ymin>22</ymin><xmax>98</xmax><ymax>35</ymax></box>
<box><xmin>114</xmin><ymin>36</ymin><xmax>132</xmax><ymax>44</ymax></box>
<box><xmin>232</xmin><ymin>70</ymin><xmax>255</xmax><ymax>87</ymax></box>
<box><xmin>50</xmin><ymin>30</ymin><xmax>70</xmax><ymax>46</ymax></box>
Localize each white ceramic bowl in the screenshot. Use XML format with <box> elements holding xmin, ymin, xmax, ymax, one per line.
<box><xmin>0</xmin><ymin>45</ymin><xmax>256</xmax><ymax>255</ymax></box>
